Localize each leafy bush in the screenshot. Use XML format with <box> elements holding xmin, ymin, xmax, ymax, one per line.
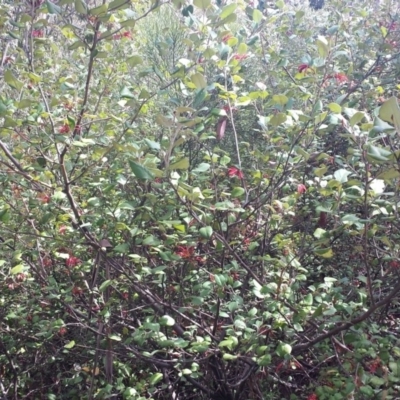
<box><xmin>0</xmin><ymin>0</ymin><xmax>400</xmax><ymax>399</ymax></box>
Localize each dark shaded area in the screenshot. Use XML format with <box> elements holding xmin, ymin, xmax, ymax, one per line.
<box><xmin>309</xmin><ymin>0</ymin><xmax>325</xmax><ymax>10</ymax></box>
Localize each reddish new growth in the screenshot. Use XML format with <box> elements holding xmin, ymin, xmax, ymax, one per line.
<box><xmin>72</xmin><ymin>286</ymin><xmax>83</xmax><ymax>296</ymax></box>
<box><xmin>32</xmin><ymin>30</ymin><xmax>44</xmax><ymax>38</ymax></box>
<box><xmin>233</xmin><ymin>54</ymin><xmax>248</xmax><ymax>61</ymax></box>
<box><xmin>38</xmin><ymin>193</ymin><xmax>51</xmax><ymax>203</ymax></box>
<box><xmin>334</xmin><ymin>72</ymin><xmax>349</xmax><ymax>84</ymax></box>
<box><xmin>59</xmin><ymin>124</ymin><xmax>70</xmax><ymax>134</ymax></box>
<box><xmin>307</xmin><ymin>394</ymin><xmax>318</xmax><ymax>400</ymax></box>
<box><xmin>228</xmin><ymin>166</ymin><xmax>244</xmax><ymax>179</ymax></box>
<box><xmin>368</xmin><ymin>358</ymin><xmax>381</xmax><ymax>374</ymax></box>
<box><xmin>223</xmin><ymin>104</ymin><xmax>238</xmax><ymax>114</ymax></box>
<box><xmin>175</xmin><ymin>245</ymin><xmax>195</xmax><ymax>259</ymax></box>
<box><xmin>222</xmin><ymin>34</ymin><xmax>233</xmax><ymax>43</ymax></box>
<box><xmin>297</xmin><ymin>183</ymin><xmax>307</xmax><ymax>194</ymax></box>
<box><xmin>66</xmin><ymin>256</ymin><xmax>81</xmax><ymax>268</ymax></box>
<box><xmin>113</xmin><ymin>31</ymin><xmax>132</xmax><ymax>40</ymax></box>
<box><xmin>298</xmin><ymin>63</ymin><xmax>310</xmax><ymax>73</ymax></box>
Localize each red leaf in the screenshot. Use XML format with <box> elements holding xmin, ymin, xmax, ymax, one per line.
<box><xmin>228</xmin><ymin>166</ymin><xmax>244</xmax><ymax>179</ymax></box>
<box><xmin>216</xmin><ymin>116</ymin><xmax>227</xmax><ymax>140</ymax></box>
<box><xmin>298</xmin><ymin>63</ymin><xmax>309</xmax><ymax>73</ymax></box>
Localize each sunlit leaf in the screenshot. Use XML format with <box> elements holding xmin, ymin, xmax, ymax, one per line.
<box><xmin>379</xmin><ymin>96</ymin><xmax>400</xmax><ymax>132</ymax></box>
<box><xmin>191</xmin><ymin>73</ymin><xmax>207</xmax><ymax>89</ymax></box>
<box><xmin>193</xmin><ymin>0</ymin><xmax>210</xmax><ymax>10</ymax></box>
<box><xmin>64</xmin><ymin>340</ymin><xmax>75</xmax><ymax>349</ymax></box>
<box><xmin>168</xmin><ymin>158</ymin><xmax>189</xmax><ymax>170</ymax></box>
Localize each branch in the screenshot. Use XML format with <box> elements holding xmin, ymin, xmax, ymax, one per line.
<box><xmin>293</xmin><ymin>279</ymin><xmax>400</xmax><ymax>354</ymax></box>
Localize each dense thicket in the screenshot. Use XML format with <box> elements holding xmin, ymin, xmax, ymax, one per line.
<box><xmin>0</xmin><ymin>0</ymin><xmax>400</xmax><ymax>399</ymax></box>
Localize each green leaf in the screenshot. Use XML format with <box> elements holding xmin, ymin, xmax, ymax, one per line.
<box><xmin>120</xmin><ymin>19</ymin><xmax>136</xmax><ymax>28</ymax></box>
<box><xmin>252</xmin><ymin>9</ymin><xmax>263</xmax><ymax>22</ymax></box>
<box><xmin>89</xmin><ymin>3</ymin><xmax>108</xmax><ymax>15</ymax></box>
<box><xmin>379</xmin><ymin>96</ymin><xmax>400</xmax><ymax>132</ymax></box>
<box><xmin>168</xmin><ymin>158</ymin><xmax>189</xmax><ymax>170</ymax></box>
<box><xmin>99</xmin><ymin>280</ymin><xmax>112</xmax><ymax>292</ymax></box>
<box><xmin>108</xmin><ymin>334</ymin><xmax>122</xmax><ymax>341</ymax></box>
<box><xmin>367</xmin><ymin>144</ymin><xmax>391</xmax><ymax>162</ymax></box>
<box><xmin>276</xmin><ymin>342</ymin><xmax>292</xmax><ymax>356</ymax></box>
<box><xmin>199</xmin><ymin>226</ymin><xmax>213</xmax><ymax>239</ymax></box>
<box><xmin>257</xmin><ymin>354</ymin><xmax>271</xmax><ymax>366</ymax></box>
<box><xmin>4</xmin><ymin>70</ymin><xmax>24</xmax><ymax>90</ymax></box>
<box><xmin>0</xmin><ymin>208</ymin><xmax>11</xmax><ymax>223</ymax></box>
<box><xmin>120</xmin><ymin>86</ymin><xmax>135</xmax><ymax>99</ymax></box>
<box><xmin>127</xmin><ymin>55</ymin><xmax>143</xmax><ymax>66</ymax></box>
<box><xmin>64</xmin><ymin>340</ymin><xmax>75</xmax><ymax>349</ymax></box>
<box><xmin>192</xmin><ymin>163</ymin><xmax>210</xmax><ymax>173</ymax></box>
<box><xmin>11</xmin><ymin>265</ymin><xmax>24</xmax><ymax>275</ymax></box>
<box><xmin>316</xmin><ymin>35</ymin><xmax>329</xmax><ymax>58</ymax></box>
<box><xmin>314</xmin><ymin>248</ymin><xmax>334</xmax><ymax>258</ymax></box>
<box><xmin>237</xmin><ymin>43</ymin><xmax>247</xmax><ymax>55</ymax></box>
<box><xmin>313</xmin><ymin>228</ymin><xmax>326</xmax><ymax>238</ymax></box>
<box><xmin>220</xmin><ymin>3</ymin><xmax>236</xmax><ymax>19</ymax></box>
<box><xmin>109</xmin><ymin>0</ymin><xmax>130</xmax><ymax>10</ymax></box>
<box><xmin>272</xmin><ymin>94</ymin><xmax>288</xmax><ymax>105</ymax></box>
<box><xmin>231</xmin><ymin>187</ymin><xmax>245</xmax><ymax>198</ymax></box>
<box><xmin>350</xmin><ymin>111</ymin><xmax>365</xmax><ymax>127</ymax></box>
<box><xmin>303</xmin><ymin>293</ymin><xmax>313</xmax><ymax>306</ymax></box>
<box><xmin>214</xmin><ymin>274</ymin><xmax>227</xmax><ymax>286</ymax></box>
<box><xmin>193</xmin><ymin>0</ymin><xmax>211</xmax><ymax>10</ymax></box>
<box><xmin>377</xmin><ymin>168</ymin><xmax>400</xmax><ymax>181</ymax></box>
<box><xmin>270</xmin><ymin>113</ymin><xmax>287</xmax><ymax>126</ymax></box>
<box><xmin>193</xmin><ymin>89</ymin><xmax>207</xmax><ymax>108</ymax></box>
<box><xmin>159</xmin><ymin>315</ymin><xmax>175</xmax><ymax>326</ymax></box>
<box><xmin>129</xmin><ymin>160</ymin><xmax>154</xmax><ymax>180</ymax></box>
<box><xmin>144</xmin><ymin>139</ymin><xmax>160</xmax><ymax>150</ymax></box>
<box><xmin>328</xmin><ymin>103</ymin><xmax>341</xmax><ymax>113</ymax></box>
<box><xmin>74</xmin><ymin>0</ymin><xmax>87</xmax><ymax>14</ymax></box>
<box><xmin>149</xmin><ymin>373</ymin><xmax>163</xmax><ymax>385</ymax></box>
<box><xmin>191</xmin><ymin>73</ymin><xmax>207</xmax><ymax>89</ymax></box>
<box><xmin>222</xmin><ymin>353</ymin><xmax>238</xmax><ymax>361</ymax></box>
<box><xmin>46</xmin><ymin>0</ymin><xmax>62</xmax><ymax>14</ymax></box>
<box><xmin>334</xmin><ymin>168</ymin><xmax>352</xmax><ymax>183</ymax></box>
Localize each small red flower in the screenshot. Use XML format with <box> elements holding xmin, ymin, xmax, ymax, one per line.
<box><xmin>368</xmin><ymin>358</ymin><xmax>381</xmax><ymax>374</ymax></box>
<box><xmin>59</xmin><ymin>124</ymin><xmax>70</xmax><ymax>134</ymax></box>
<box><xmin>38</xmin><ymin>193</ymin><xmax>51</xmax><ymax>203</ymax></box>
<box><xmin>334</xmin><ymin>72</ymin><xmax>348</xmax><ymax>84</ymax></box>
<box><xmin>297</xmin><ymin>184</ymin><xmax>307</xmax><ymax>194</ymax></box>
<box><xmin>233</xmin><ymin>54</ymin><xmax>248</xmax><ymax>61</ymax></box>
<box><xmin>228</xmin><ymin>166</ymin><xmax>244</xmax><ymax>179</ymax></box>
<box><xmin>72</xmin><ymin>286</ymin><xmax>83</xmax><ymax>296</ymax></box>
<box><xmin>223</xmin><ymin>104</ymin><xmax>238</xmax><ymax>114</ymax></box>
<box><xmin>66</xmin><ymin>256</ymin><xmax>81</xmax><ymax>268</ymax></box>
<box><xmin>307</xmin><ymin>394</ymin><xmax>318</xmax><ymax>400</ymax></box>
<box><xmin>298</xmin><ymin>63</ymin><xmax>309</xmax><ymax>73</ymax></box>
<box><xmin>58</xmin><ymin>327</ymin><xmax>67</xmax><ymax>336</ymax></box>
<box><xmin>42</xmin><ymin>256</ymin><xmax>52</xmax><ymax>267</ymax></box>
<box><xmin>32</xmin><ymin>29</ymin><xmax>44</xmax><ymax>38</ymax></box>
<box><xmin>175</xmin><ymin>246</ymin><xmax>195</xmax><ymax>259</ymax></box>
